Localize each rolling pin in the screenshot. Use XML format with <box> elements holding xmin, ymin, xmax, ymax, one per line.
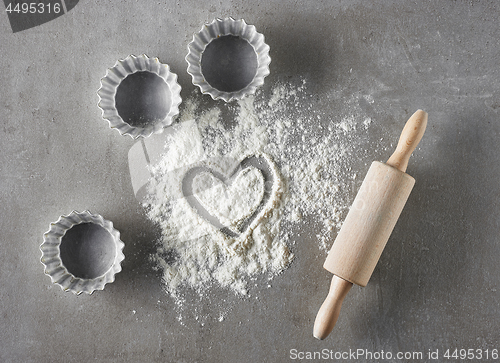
<box><xmin>313</xmin><ymin>109</ymin><xmax>428</xmax><ymax>340</ymax></box>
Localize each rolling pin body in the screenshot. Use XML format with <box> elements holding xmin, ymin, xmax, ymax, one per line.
<box><xmin>323</xmin><ymin>161</ymin><xmax>414</xmax><ymax>286</ymax></box>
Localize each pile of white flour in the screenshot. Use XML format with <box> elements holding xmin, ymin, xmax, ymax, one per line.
<box><xmin>143</xmin><ymin>80</ymin><xmax>373</xmax><ymax>319</ymax></box>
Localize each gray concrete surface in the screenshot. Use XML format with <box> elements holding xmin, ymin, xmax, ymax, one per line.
<box><xmin>1</xmin><ymin>0</ymin><xmax>500</xmax><ymax>362</ymax></box>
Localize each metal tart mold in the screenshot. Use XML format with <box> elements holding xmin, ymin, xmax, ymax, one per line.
<box><xmin>186</xmin><ymin>18</ymin><xmax>271</xmax><ymax>102</ymax></box>
<box><xmin>98</xmin><ymin>54</ymin><xmax>182</xmax><ymax>138</ymax></box>
<box><xmin>40</xmin><ymin>211</ymin><xmax>125</xmax><ymax>295</ymax></box>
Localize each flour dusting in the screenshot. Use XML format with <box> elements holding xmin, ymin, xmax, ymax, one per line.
<box><xmin>142</xmin><ymin>80</ymin><xmax>373</xmax><ymax>322</ymax></box>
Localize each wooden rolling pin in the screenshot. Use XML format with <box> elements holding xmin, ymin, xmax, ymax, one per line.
<box><xmin>313</xmin><ymin>109</ymin><xmax>428</xmax><ymax>340</ymax></box>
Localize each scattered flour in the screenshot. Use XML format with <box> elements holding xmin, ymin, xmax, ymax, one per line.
<box><xmin>142</xmin><ymin>80</ymin><xmax>373</xmax><ymax>321</ymax></box>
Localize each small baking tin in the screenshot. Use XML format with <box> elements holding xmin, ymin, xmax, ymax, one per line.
<box><xmin>97</xmin><ymin>54</ymin><xmax>182</xmax><ymax>139</ymax></box>
<box><xmin>186</xmin><ymin>17</ymin><xmax>271</xmax><ymax>102</ymax></box>
<box><xmin>40</xmin><ymin>211</ymin><xmax>125</xmax><ymax>295</ymax></box>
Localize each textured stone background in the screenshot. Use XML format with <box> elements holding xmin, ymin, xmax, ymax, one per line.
<box><xmin>1</xmin><ymin>1</ymin><xmax>499</xmax><ymax>362</ymax></box>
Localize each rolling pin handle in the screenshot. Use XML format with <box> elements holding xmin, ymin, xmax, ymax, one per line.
<box><xmin>313</xmin><ymin>275</ymin><xmax>353</xmax><ymax>340</ymax></box>
<box><xmin>386</xmin><ymin>109</ymin><xmax>428</xmax><ymax>173</ymax></box>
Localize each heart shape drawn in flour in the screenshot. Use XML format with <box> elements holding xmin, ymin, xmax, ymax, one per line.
<box><xmin>182</xmin><ymin>154</ymin><xmax>280</xmax><ymax>238</ymax></box>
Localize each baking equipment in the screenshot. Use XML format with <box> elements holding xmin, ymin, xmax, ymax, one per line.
<box><xmin>40</xmin><ymin>210</ymin><xmax>125</xmax><ymax>295</ymax></box>
<box><xmin>186</xmin><ymin>17</ymin><xmax>271</xmax><ymax>102</ymax></box>
<box><xmin>313</xmin><ymin>110</ymin><xmax>428</xmax><ymax>340</ymax></box>
<box><xmin>97</xmin><ymin>54</ymin><xmax>182</xmax><ymax>139</ymax></box>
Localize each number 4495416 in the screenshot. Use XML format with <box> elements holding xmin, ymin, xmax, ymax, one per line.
<box><xmin>5</xmin><ymin>2</ymin><xmax>62</xmax><ymax>14</ymax></box>
<box><xmin>444</xmin><ymin>348</ymin><xmax>498</xmax><ymax>360</ymax></box>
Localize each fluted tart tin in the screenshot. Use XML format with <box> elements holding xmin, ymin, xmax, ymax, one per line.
<box><xmin>40</xmin><ymin>211</ymin><xmax>125</xmax><ymax>295</ymax></box>
<box><xmin>98</xmin><ymin>54</ymin><xmax>182</xmax><ymax>139</ymax></box>
<box><xmin>186</xmin><ymin>18</ymin><xmax>271</xmax><ymax>102</ymax></box>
